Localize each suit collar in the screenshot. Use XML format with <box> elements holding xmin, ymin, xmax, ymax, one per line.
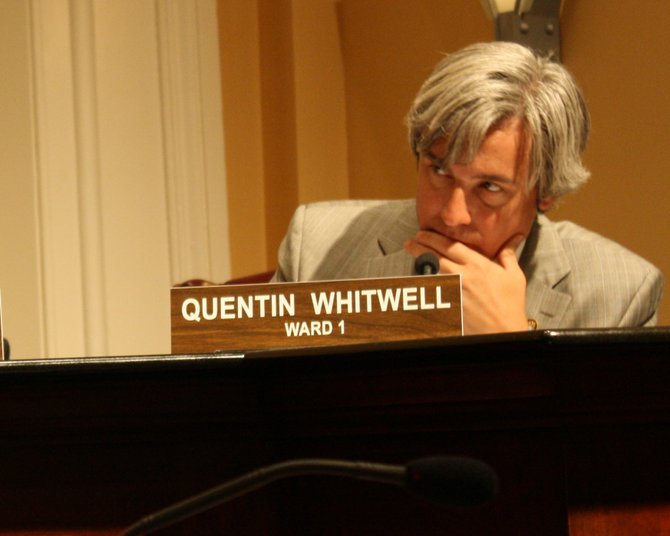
<box><xmin>521</xmin><ymin>214</ymin><xmax>572</xmax><ymax>327</ymax></box>
<box><xmin>364</xmin><ymin>200</ymin><xmax>418</xmax><ymax>277</ymax></box>
<box><xmin>376</xmin><ymin>200</ymin><xmax>419</xmax><ymax>255</ymax></box>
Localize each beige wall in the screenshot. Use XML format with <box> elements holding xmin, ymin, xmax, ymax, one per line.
<box><xmin>219</xmin><ymin>0</ymin><xmax>670</xmax><ymax>325</ymax></box>
<box><xmin>0</xmin><ymin>0</ymin><xmax>228</xmax><ymax>359</ymax></box>
<box><xmin>0</xmin><ymin>1</ymin><xmax>44</xmax><ymax>358</ymax></box>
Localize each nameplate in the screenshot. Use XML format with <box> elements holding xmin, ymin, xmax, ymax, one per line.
<box><xmin>170</xmin><ymin>275</ymin><xmax>462</xmax><ymax>354</ymax></box>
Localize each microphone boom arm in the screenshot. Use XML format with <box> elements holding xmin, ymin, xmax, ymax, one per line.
<box><xmin>122</xmin><ymin>459</ymin><xmax>405</xmax><ymax>536</ymax></box>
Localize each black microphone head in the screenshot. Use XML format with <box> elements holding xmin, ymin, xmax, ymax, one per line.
<box><xmin>414</xmin><ymin>252</ymin><xmax>440</xmax><ymax>275</ymax></box>
<box><xmin>405</xmin><ymin>456</ymin><xmax>498</xmax><ymax>507</ymax></box>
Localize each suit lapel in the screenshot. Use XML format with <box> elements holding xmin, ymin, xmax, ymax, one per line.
<box><xmin>521</xmin><ymin>215</ymin><xmax>572</xmax><ymax>327</ymax></box>
<box><xmin>361</xmin><ymin>248</ymin><xmax>416</xmax><ymax>278</ymax></box>
<box><xmin>362</xmin><ymin>201</ymin><xmax>418</xmax><ymax>278</ymax></box>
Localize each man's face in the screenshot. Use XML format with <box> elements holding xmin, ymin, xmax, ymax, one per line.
<box><xmin>416</xmin><ymin>117</ymin><xmax>548</xmax><ymax>259</ymax></box>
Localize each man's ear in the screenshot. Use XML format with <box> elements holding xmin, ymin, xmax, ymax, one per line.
<box><xmin>538</xmin><ymin>196</ymin><xmax>555</xmax><ymax>212</ymax></box>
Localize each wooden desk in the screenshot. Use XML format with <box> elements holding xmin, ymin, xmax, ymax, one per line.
<box><xmin>1</xmin><ymin>328</ymin><xmax>669</xmax><ymax>535</ymax></box>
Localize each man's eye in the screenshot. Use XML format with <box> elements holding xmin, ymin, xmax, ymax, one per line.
<box><xmin>482</xmin><ymin>181</ymin><xmax>503</xmax><ymax>192</ymax></box>
<box><xmin>432</xmin><ymin>165</ymin><xmax>447</xmax><ymax>176</ymax></box>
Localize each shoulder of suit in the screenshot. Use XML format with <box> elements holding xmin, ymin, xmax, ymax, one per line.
<box><xmin>539</xmin><ymin>214</ymin><xmax>660</xmax><ymax>274</ymax></box>
<box><xmin>297</xmin><ymin>199</ymin><xmax>416</xmax><ymax>223</ymax></box>
<box><xmin>300</xmin><ymin>198</ymin><xmax>414</xmax><ymax>214</ymax></box>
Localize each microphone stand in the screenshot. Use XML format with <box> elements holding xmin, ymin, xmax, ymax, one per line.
<box><xmin>122</xmin><ymin>459</ymin><xmax>405</xmax><ymax>536</ymax></box>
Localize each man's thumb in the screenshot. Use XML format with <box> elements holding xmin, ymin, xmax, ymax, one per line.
<box><xmin>497</xmin><ymin>233</ymin><xmax>525</xmax><ymax>268</ymax></box>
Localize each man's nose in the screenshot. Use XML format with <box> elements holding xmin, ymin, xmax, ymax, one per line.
<box><xmin>440</xmin><ymin>186</ymin><xmax>471</xmax><ymax>227</ymax></box>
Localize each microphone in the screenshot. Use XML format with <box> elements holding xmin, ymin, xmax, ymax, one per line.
<box><xmin>415</xmin><ymin>252</ymin><xmax>440</xmax><ymax>275</ymax></box>
<box><xmin>406</xmin><ymin>457</ymin><xmax>498</xmax><ymax>507</ymax></box>
<box><xmin>122</xmin><ymin>456</ymin><xmax>498</xmax><ymax>535</ymax></box>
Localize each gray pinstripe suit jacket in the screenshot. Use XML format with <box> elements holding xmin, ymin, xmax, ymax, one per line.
<box><xmin>273</xmin><ymin>199</ymin><xmax>663</xmax><ymax>329</ymax></box>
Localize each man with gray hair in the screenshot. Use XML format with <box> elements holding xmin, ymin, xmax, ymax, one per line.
<box><xmin>272</xmin><ymin>42</ymin><xmax>663</xmax><ymax>334</ymax></box>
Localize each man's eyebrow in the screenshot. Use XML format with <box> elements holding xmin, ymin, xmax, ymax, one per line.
<box><xmin>473</xmin><ymin>173</ymin><xmax>515</xmax><ymax>184</ymax></box>
<box><xmin>424</xmin><ymin>151</ymin><xmax>443</xmax><ymax>164</ymax></box>
<box><xmin>424</xmin><ymin>152</ymin><xmax>516</xmax><ymax>184</ymax></box>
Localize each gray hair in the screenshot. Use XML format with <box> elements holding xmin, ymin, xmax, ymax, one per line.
<box><xmin>406</xmin><ymin>42</ymin><xmax>590</xmax><ymax>200</ymax></box>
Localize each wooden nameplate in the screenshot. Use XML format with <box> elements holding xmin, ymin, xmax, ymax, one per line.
<box><xmin>170</xmin><ymin>274</ymin><xmax>462</xmax><ymax>354</ymax></box>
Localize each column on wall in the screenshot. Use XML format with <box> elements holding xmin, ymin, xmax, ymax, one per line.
<box><xmin>219</xmin><ymin>0</ymin><xmax>349</xmax><ymax>278</ymax></box>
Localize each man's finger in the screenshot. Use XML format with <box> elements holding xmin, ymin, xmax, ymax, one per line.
<box><xmin>497</xmin><ymin>233</ymin><xmax>525</xmax><ymax>269</ymax></box>
<box><xmin>414</xmin><ymin>230</ymin><xmax>481</xmax><ymax>264</ymax></box>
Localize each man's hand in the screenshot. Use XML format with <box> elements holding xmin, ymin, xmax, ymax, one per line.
<box><xmin>405</xmin><ymin>231</ymin><xmax>528</xmax><ymax>335</ymax></box>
